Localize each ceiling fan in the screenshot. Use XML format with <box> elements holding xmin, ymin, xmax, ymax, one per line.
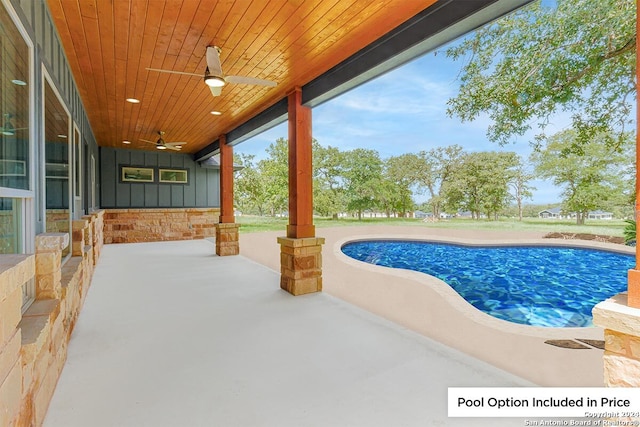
<box><xmin>141</xmin><ymin>131</ymin><xmax>186</xmax><ymax>151</ymax></box>
<box><xmin>146</xmin><ymin>46</ymin><xmax>277</xmax><ymax>97</ymax></box>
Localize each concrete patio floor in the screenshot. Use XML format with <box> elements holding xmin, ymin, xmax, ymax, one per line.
<box><xmin>44</xmin><ymin>238</ymin><xmax>533</xmax><ymax>427</ymax></box>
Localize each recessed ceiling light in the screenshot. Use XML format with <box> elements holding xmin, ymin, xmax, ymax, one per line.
<box><xmin>57</xmin><ymin>134</ymin><xmax>67</xmax><ymax>138</ymax></box>
<box><xmin>123</xmin><ymin>140</ymin><xmax>131</xmax><ymax>144</ymax></box>
<box><xmin>126</xmin><ymin>98</ymin><xmax>140</xmax><ymax>104</ymax></box>
<box><xmin>210</xmin><ymin>111</ymin><xmax>222</xmax><ymax>116</ymax></box>
<box><xmin>11</xmin><ymin>79</ymin><xmax>27</xmax><ymax>86</ymax></box>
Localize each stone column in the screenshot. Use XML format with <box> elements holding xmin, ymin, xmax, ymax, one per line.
<box><xmin>91</xmin><ymin>210</ymin><xmax>105</xmax><ymax>262</ymax></box>
<box><xmin>215</xmin><ymin>223</ymin><xmax>240</xmax><ymax>256</ymax></box>
<box><xmin>72</xmin><ymin>219</ymin><xmax>88</xmax><ymax>257</ymax></box>
<box><xmin>593</xmin><ymin>293</ymin><xmax>640</xmax><ymax>387</ymax></box>
<box><xmin>34</xmin><ymin>233</ymin><xmax>69</xmax><ymax>300</ymax></box>
<box><xmin>278</xmin><ymin>236</ymin><xmax>325</xmax><ymax>296</ymax></box>
<box><xmin>279</xmin><ymin>87</ymin><xmax>324</xmax><ymax>296</ymax></box>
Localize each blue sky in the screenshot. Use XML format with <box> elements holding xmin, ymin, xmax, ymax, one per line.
<box><xmin>236</xmin><ymin>39</ymin><xmax>567</xmax><ymax>205</ymax></box>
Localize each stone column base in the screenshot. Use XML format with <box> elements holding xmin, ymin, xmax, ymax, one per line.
<box><xmin>215</xmin><ymin>223</ymin><xmax>240</xmax><ymax>256</ymax></box>
<box><xmin>35</xmin><ymin>233</ymin><xmax>69</xmax><ymax>299</ymax></box>
<box><xmin>593</xmin><ymin>293</ymin><xmax>640</xmax><ymax>388</ymax></box>
<box><xmin>278</xmin><ymin>236</ymin><xmax>325</xmax><ymax>296</ymax></box>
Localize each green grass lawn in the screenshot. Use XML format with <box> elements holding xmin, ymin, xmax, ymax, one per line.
<box><xmin>236</xmin><ymin>214</ymin><xmax>627</xmax><ymax>237</ymax></box>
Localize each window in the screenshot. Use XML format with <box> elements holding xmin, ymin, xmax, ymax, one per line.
<box><xmin>44</xmin><ymin>77</ymin><xmax>71</xmax><ymax>258</ymax></box>
<box><xmin>0</xmin><ymin>1</ymin><xmax>30</xmax><ymax>191</ymax></box>
<box><xmin>1</xmin><ymin>1</ymin><xmax>35</xmax><ymax>312</ymax></box>
<box><xmin>0</xmin><ymin>197</ymin><xmax>21</xmax><ymax>253</ymax></box>
<box><xmin>159</xmin><ymin>169</ymin><xmax>188</xmax><ymax>184</ymax></box>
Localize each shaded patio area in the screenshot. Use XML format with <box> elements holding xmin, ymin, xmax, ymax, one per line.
<box><xmin>44</xmin><ymin>238</ymin><xmax>531</xmax><ymax>427</ymax></box>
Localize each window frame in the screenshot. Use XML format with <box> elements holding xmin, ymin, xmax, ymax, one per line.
<box><xmin>0</xmin><ymin>0</ymin><xmax>36</xmax><ymax>312</ymax></box>
<box><xmin>42</xmin><ymin>68</ymin><xmax>72</xmax><ymax>262</ymax></box>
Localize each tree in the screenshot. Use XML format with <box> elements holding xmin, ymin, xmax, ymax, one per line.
<box><xmin>445</xmin><ymin>0</ymin><xmax>635</xmax><ymax>151</ymax></box>
<box><xmin>313</xmin><ymin>143</ymin><xmax>346</xmax><ymax>218</ymax></box>
<box><xmin>259</xmin><ymin>138</ymin><xmax>289</xmax><ymax>216</ymax></box>
<box><xmin>342</xmin><ymin>148</ymin><xmax>383</xmax><ymax>220</ymax></box>
<box><xmin>509</xmin><ymin>161</ymin><xmax>536</xmax><ymax>221</ymax></box>
<box><xmin>384</xmin><ymin>154</ymin><xmax>421</xmax><ymax>217</ymax></box>
<box><xmin>443</xmin><ymin>151</ymin><xmax>520</xmax><ymax>219</ymax></box>
<box><xmin>417</xmin><ymin>145</ymin><xmax>465</xmax><ymax>218</ymax></box>
<box><xmin>530</xmin><ymin>129</ymin><xmax>632</xmax><ymax>224</ymax></box>
<box><xmin>234</xmin><ymin>153</ymin><xmax>268</xmax><ymax>215</ymax></box>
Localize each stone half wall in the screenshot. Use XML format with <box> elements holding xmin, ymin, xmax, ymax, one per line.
<box><xmin>0</xmin><ymin>210</ymin><xmax>104</xmax><ymax>427</ymax></box>
<box><xmin>103</xmin><ymin>208</ymin><xmax>219</xmax><ymax>244</ymax></box>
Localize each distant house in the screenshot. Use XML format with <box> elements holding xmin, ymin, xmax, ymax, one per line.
<box><xmin>538</xmin><ymin>207</ymin><xmax>564</xmax><ymax>219</ymax></box>
<box><xmin>539</xmin><ymin>207</ymin><xmax>614</xmax><ymax>220</ymax></box>
<box><xmin>588</xmin><ymin>210</ymin><xmax>614</xmax><ymax>220</ymax></box>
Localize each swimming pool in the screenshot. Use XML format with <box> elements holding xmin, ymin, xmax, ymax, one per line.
<box><xmin>341</xmin><ymin>240</ymin><xmax>634</xmax><ymax>327</ymax></box>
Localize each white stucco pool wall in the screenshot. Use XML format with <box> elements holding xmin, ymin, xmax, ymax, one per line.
<box><xmin>240</xmin><ymin>226</ymin><xmax>634</xmax><ymax>386</ymax></box>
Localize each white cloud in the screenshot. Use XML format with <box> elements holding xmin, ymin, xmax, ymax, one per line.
<box><xmin>328</xmin><ymin>61</ymin><xmax>456</xmax><ymax>116</ymax></box>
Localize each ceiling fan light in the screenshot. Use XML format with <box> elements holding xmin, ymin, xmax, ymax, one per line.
<box><xmin>157</xmin><ymin>145</ymin><xmax>167</xmax><ymax>150</ymax></box>
<box><xmin>204</xmin><ymin>75</ymin><xmax>225</xmax><ymax>87</ymax></box>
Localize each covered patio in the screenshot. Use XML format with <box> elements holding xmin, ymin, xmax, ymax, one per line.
<box><xmin>1</xmin><ymin>0</ymin><xmax>639</xmax><ymax>424</ymax></box>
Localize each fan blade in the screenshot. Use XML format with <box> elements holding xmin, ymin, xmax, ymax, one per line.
<box><xmin>209</xmin><ymin>86</ymin><xmax>222</xmax><ymax>97</ymax></box>
<box><xmin>206</xmin><ymin>46</ymin><xmax>223</xmax><ymax>76</ymax></box>
<box><xmin>165</xmin><ymin>142</ymin><xmax>186</xmax><ymax>147</ymax></box>
<box><xmin>165</xmin><ymin>145</ymin><xmax>181</xmax><ymax>151</ymax></box>
<box><xmin>146</xmin><ymin>68</ymin><xmax>201</xmax><ymax>77</ymax></box>
<box><xmin>225</xmin><ymin>75</ymin><xmax>277</xmax><ymax>87</ymax></box>
<box><xmin>141</xmin><ymin>139</ymin><xmax>157</xmax><ymax>144</ymax></box>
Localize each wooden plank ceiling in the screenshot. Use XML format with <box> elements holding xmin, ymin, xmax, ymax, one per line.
<box><xmin>46</xmin><ymin>0</ymin><xmax>438</xmax><ymax>155</ymax></box>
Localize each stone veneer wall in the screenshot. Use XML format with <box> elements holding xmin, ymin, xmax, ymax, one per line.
<box><xmin>44</xmin><ymin>210</ymin><xmax>69</xmax><ymax>234</ymax></box>
<box><xmin>593</xmin><ymin>293</ymin><xmax>640</xmax><ymax>388</ymax></box>
<box><xmin>103</xmin><ymin>208</ymin><xmax>219</xmax><ymax>244</ymax></box>
<box><xmin>0</xmin><ymin>210</ymin><xmax>104</xmax><ymax>427</ymax></box>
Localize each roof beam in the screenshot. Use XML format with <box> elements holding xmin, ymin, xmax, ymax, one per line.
<box><xmin>302</xmin><ymin>0</ymin><xmax>533</xmax><ymax>107</ymax></box>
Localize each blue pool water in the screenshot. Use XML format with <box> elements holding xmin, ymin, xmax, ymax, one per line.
<box><xmin>341</xmin><ymin>240</ymin><xmax>634</xmax><ymax>327</ymax></box>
